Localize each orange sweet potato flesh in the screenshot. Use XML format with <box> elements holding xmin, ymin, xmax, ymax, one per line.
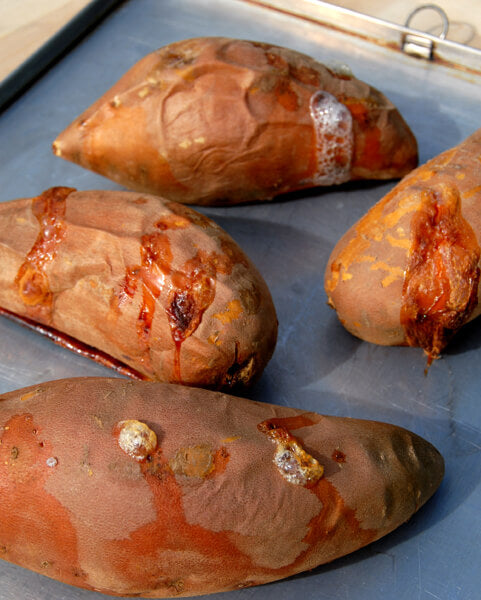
<box><xmin>0</xmin><ymin>187</ymin><xmax>277</xmax><ymax>388</ymax></box>
<box><xmin>53</xmin><ymin>37</ymin><xmax>418</xmax><ymax>205</ymax></box>
<box><xmin>0</xmin><ymin>377</ymin><xmax>443</xmax><ymax>597</ymax></box>
<box><xmin>325</xmin><ymin>128</ymin><xmax>481</xmax><ymax>361</ymax></box>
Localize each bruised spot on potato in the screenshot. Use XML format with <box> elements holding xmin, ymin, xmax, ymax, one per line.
<box><xmin>116</xmin><ymin>420</ymin><xmax>158</xmax><ymax>461</ymax></box>
<box><xmin>169</xmin><ymin>443</ymin><xmax>231</xmax><ymax>479</ymax></box>
<box><xmin>258</xmin><ymin>420</ymin><xmax>324</xmax><ymax>486</ymax></box>
<box><xmin>240</xmin><ymin>284</ymin><xmax>262</xmax><ymax>315</ymax></box>
<box><xmin>221</xmin><ymin>351</ymin><xmax>256</xmax><ymax>389</ymax></box>
<box><xmin>332</xmin><ymin>449</ymin><xmax>346</xmax><ymax>463</ymax></box>
<box><xmin>169</xmin><ymin>444</ymin><xmax>215</xmax><ymax>478</ymax></box>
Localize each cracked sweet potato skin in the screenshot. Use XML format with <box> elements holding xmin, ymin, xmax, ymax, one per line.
<box><xmin>53</xmin><ymin>37</ymin><xmax>418</xmax><ymax>205</ymax></box>
<box><xmin>0</xmin><ymin>378</ymin><xmax>443</xmax><ymax>597</ymax></box>
<box><xmin>0</xmin><ymin>188</ymin><xmax>277</xmax><ymax>388</ymax></box>
<box><xmin>325</xmin><ymin>128</ymin><xmax>481</xmax><ymax>358</ymax></box>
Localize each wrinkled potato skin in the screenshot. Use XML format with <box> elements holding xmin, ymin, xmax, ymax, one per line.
<box><xmin>53</xmin><ymin>37</ymin><xmax>418</xmax><ymax>205</ymax></box>
<box><xmin>0</xmin><ymin>188</ymin><xmax>277</xmax><ymax>388</ymax></box>
<box><xmin>325</xmin><ymin>128</ymin><xmax>481</xmax><ymax>353</ymax></box>
<box><xmin>0</xmin><ymin>378</ymin><xmax>443</xmax><ymax>597</ymax></box>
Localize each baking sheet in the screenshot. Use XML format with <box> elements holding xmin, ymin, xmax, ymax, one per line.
<box><xmin>0</xmin><ymin>0</ymin><xmax>480</xmax><ymax>599</ymax></box>
<box><xmin>0</xmin><ymin>0</ymin><xmax>122</xmax><ymax>111</ymax></box>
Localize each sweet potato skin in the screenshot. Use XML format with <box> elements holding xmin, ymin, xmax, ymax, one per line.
<box><xmin>325</xmin><ymin>128</ymin><xmax>481</xmax><ymax>357</ymax></box>
<box><xmin>0</xmin><ymin>378</ymin><xmax>443</xmax><ymax>597</ymax></box>
<box><xmin>53</xmin><ymin>37</ymin><xmax>418</xmax><ymax>205</ymax></box>
<box><xmin>0</xmin><ymin>188</ymin><xmax>277</xmax><ymax>388</ymax></box>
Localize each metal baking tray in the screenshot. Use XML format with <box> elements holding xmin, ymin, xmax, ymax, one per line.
<box><xmin>0</xmin><ymin>1</ymin><xmax>480</xmax><ymax>599</ymax></box>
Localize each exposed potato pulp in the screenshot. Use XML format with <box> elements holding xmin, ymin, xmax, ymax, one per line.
<box><xmin>325</xmin><ymin>128</ymin><xmax>481</xmax><ymax>360</ymax></box>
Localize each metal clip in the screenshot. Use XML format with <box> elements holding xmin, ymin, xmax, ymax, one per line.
<box><xmin>402</xmin><ymin>4</ymin><xmax>449</xmax><ymax>60</ymax></box>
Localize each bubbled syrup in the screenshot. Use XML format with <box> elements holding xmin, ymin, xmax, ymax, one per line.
<box><xmin>309</xmin><ymin>91</ymin><xmax>353</xmax><ymax>185</ymax></box>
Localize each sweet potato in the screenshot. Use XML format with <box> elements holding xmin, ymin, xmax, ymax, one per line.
<box><xmin>52</xmin><ymin>37</ymin><xmax>418</xmax><ymax>205</ymax></box>
<box><xmin>0</xmin><ymin>377</ymin><xmax>443</xmax><ymax>597</ymax></box>
<box><xmin>0</xmin><ymin>187</ymin><xmax>277</xmax><ymax>388</ymax></box>
<box><xmin>325</xmin><ymin>128</ymin><xmax>481</xmax><ymax>361</ymax></box>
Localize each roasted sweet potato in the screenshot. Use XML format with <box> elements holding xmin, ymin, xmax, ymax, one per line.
<box><xmin>0</xmin><ymin>187</ymin><xmax>277</xmax><ymax>387</ymax></box>
<box><xmin>53</xmin><ymin>37</ymin><xmax>418</xmax><ymax>205</ymax></box>
<box><xmin>0</xmin><ymin>377</ymin><xmax>443</xmax><ymax>597</ymax></box>
<box><xmin>325</xmin><ymin>128</ymin><xmax>481</xmax><ymax>361</ymax></box>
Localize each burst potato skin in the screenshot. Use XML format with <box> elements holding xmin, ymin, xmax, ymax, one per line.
<box><xmin>0</xmin><ymin>188</ymin><xmax>277</xmax><ymax>388</ymax></box>
<box><xmin>0</xmin><ymin>377</ymin><xmax>443</xmax><ymax>597</ymax></box>
<box><xmin>325</xmin><ymin>128</ymin><xmax>481</xmax><ymax>358</ymax></box>
<box><xmin>53</xmin><ymin>37</ymin><xmax>418</xmax><ymax>206</ymax></box>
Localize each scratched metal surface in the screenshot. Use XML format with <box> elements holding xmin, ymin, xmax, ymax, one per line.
<box><xmin>0</xmin><ymin>0</ymin><xmax>480</xmax><ymax>599</ymax></box>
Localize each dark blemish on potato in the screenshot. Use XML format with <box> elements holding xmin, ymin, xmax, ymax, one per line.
<box><xmin>240</xmin><ymin>285</ymin><xmax>261</xmax><ymax>315</ymax></box>
<box><xmin>168</xmin><ymin>291</ymin><xmax>195</xmax><ymax>334</ymax></box>
<box><xmin>168</xmin><ymin>579</ymin><xmax>185</xmax><ymax>594</ymax></box>
<box><xmin>382</xmin><ymin>485</ymin><xmax>396</xmax><ymax>521</ymax></box>
<box><xmin>10</xmin><ymin>447</ymin><xmax>19</xmax><ymax>460</ymax></box>
<box><xmin>222</xmin><ymin>354</ymin><xmax>256</xmax><ymax>389</ymax></box>
<box><xmin>332</xmin><ymin>449</ymin><xmax>346</xmax><ymax>463</ymax></box>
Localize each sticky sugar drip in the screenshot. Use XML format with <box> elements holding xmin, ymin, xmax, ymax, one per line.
<box><xmin>308</xmin><ymin>90</ymin><xmax>353</xmax><ymax>185</ymax></box>
<box><xmin>258</xmin><ymin>420</ymin><xmax>324</xmax><ymax>486</ymax></box>
<box><xmin>15</xmin><ymin>187</ymin><xmax>74</xmax><ymax>310</ymax></box>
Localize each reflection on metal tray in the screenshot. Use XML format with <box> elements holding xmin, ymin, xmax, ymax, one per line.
<box><xmin>245</xmin><ymin>0</ymin><xmax>481</xmax><ymax>73</ymax></box>
<box><xmin>0</xmin><ymin>1</ymin><xmax>480</xmax><ymax>599</ymax></box>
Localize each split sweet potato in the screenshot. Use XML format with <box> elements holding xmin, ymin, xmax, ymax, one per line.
<box><xmin>325</xmin><ymin>128</ymin><xmax>481</xmax><ymax>361</ymax></box>
<box><xmin>0</xmin><ymin>187</ymin><xmax>277</xmax><ymax>388</ymax></box>
<box><xmin>0</xmin><ymin>377</ymin><xmax>444</xmax><ymax>597</ymax></box>
<box><xmin>53</xmin><ymin>37</ymin><xmax>418</xmax><ymax>205</ymax></box>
